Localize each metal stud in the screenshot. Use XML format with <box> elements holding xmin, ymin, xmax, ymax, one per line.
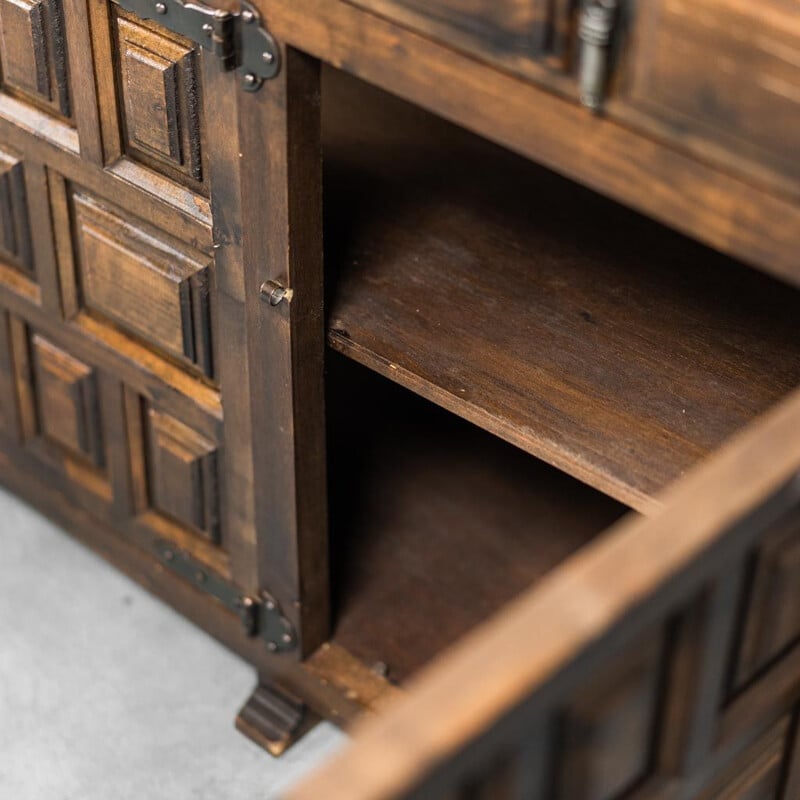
<box><xmin>371</xmin><ymin>661</ymin><xmax>389</xmax><ymax>678</ymax></box>
<box><xmin>262</xmin><ymin>51</ymin><xmax>274</xmax><ymax>65</ymax></box>
<box><xmin>260</xmin><ymin>280</ymin><xmax>290</xmax><ymax>306</ymax></box>
<box><xmin>242</xmin><ymin>72</ymin><xmax>258</xmax><ymax>88</ymax></box>
<box><xmin>241</xmin><ymin>8</ymin><xmax>255</xmax><ymax>23</ymax></box>
<box><xmin>202</xmin><ymin>22</ymin><xmax>212</xmax><ymax>35</ymax></box>
<box><xmin>154</xmin><ymin>1</ymin><xmax>167</xmax><ymax>13</ymax></box>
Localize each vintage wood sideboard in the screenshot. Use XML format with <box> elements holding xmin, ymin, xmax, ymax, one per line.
<box><xmin>0</xmin><ymin>0</ymin><xmax>798</xmax><ymax>796</ymax></box>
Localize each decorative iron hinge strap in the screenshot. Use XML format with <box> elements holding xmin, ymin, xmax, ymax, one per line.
<box><xmin>114</xmin><ymin>0</ymin><xmax>279</xmax><ymax>90</ymax></box>
<box><xmin>156</xmin><ymin>542</ymin><xmax>296</xmax><ymax>652</ymax></box>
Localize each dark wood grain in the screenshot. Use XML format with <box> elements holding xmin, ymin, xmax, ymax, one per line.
<box><xmin>0</xmin><ymin>0</ymin><xmax>71</xmax><ymax>119</ymax></box>
<box><xmin>323</xmin><ymin>70</ymin><xmax>800</xmax><ymax>513</ymax></box>
<box><xmin>290</xmin><ymin>387</ymin><xmax>800</xmax><ymax>800</ymax></box>
<box><xmin>0</xmin><ymin>0</ymin><xmax>798</xmax><ymax>773</ymax></box>
<box><xmin>614</xmin><ymin>0</ymin><xmax>800</xmax><ymax>199</ymax></box>
<box><xmin>328</xmin><ymin>356</ymin><xmax>626</xmax><ymax>680</ymax></box>
<box><xmin>261</xmin><ymin>0</ymin><xmax>800</xmax><ymax>286</ymax></box>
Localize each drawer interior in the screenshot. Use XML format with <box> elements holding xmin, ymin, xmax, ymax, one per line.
<box><xmin>320</xmin><ymin>67</ymin><xmax>800</xmax><ymax>684</ymax></box>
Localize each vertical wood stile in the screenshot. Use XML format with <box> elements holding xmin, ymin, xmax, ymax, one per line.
<box><xmin>782</xmin><ymin>709</ymin><xmax>800</xmax><ymax>800</ymax></box>
<box><xmin>202</xmin><ymin>54</ymin><xmax>259</xmax><ymax>590</ymax></box>
<box><xmin>0</xmin><ymin>307</ymin><xmax>16</xmax><ymax>435</ymax></box>
<box><xmin>678</xmin><ymin>567</ymin><xmax>749</xmax><ymax>772</ymax></box>
<box><xmin>236</xmin><ymin>45</ymin><xmax>328</xmax><ymax>657</ymax></box>
<box><xmin>63</xmin><ymin>0</ymin><xmax>104</xmax><ymax>164</ymax></box>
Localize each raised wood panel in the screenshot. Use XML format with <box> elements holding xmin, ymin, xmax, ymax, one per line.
<box><xmin>114</xmin><ymin>11</ymin><xmax>204</xmax><ymax>188</ymax></box>
<box><xmin>0</xmin><ymin>307</ymin><xmax>13</xmax><ymax>433</ymax></box>
<box><xmin>7</xmin><ymin>313</ymin><xmax>36</xmax><ymax>441</ymax></box>
<box><xmin>697</xmin><ymin>717</ymin><xmax>790</xmax><ymax>800</ymax></box>
<box><xmin>622</xmin><ymin>0</ymin><xmax>800</xmax><ymax>188</ymax></box>
<box><xmin>0</xmin><ymin>149</ymin><xmax>33</xmax><ymax>274</ymax></box>
<box><xmin>349</xmin><ymin>0</ymin><xmax>575</xmax><ymax>66</ymax></box>
<box><xmin>70</xmin><ymin>191</ymin><xmax>214</xmax><ymax>378</ymax></box>
<box><xmin>146</xmin><ymin>406</ymin><xmax>220</xmax><ymax>543</ymax></box>
<box><xmin>555</xmin><ymin>631</ymin><xmax>665</xmax><ymax>799</ymax></box>
<box><xmin>784</xmin><ymin>713</ymin><xmax>800</xmax><ymax>800</ymax></box>
<box><xmin>0</xmin><ymin>0</ymin><xmax>70</xmax><ymax>117</ymax></box>
<box><xmin>456</xmin><ymin>756</ymin><xmax>516</xmax><ymax>800</ymax></box>
<box><xmin>3</xmin><ymin>315</ymin><xmax>112</xmax><ymax>500</ymax></box>
<box><xmin>30</xmin><ymin>332</ymin><xmax>104</xmax><ymax>466</ymax></box>
<box><xmin>734</xmin><ymin>511</ymin><xmax>800</xmax><ymax>690</ymax></box>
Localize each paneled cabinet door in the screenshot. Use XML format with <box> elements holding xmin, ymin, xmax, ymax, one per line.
<box><xmin>0</xmin><ymin>2</ymin><xmax>327</xmax><ymax>658</ymax></box>
<box><xmin>86</xmin><ymin>3</ymin><xmax>328</xmax><ymax>657</ymax></box>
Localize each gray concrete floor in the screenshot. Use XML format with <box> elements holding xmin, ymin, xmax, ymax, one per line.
<box><xmin>0</xmin><ymin>486</ymin><xmax>346</xmax><ymax>799</ymax></box>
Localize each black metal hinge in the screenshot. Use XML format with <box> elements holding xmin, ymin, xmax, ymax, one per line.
<box><xmin>114</xmin><ymin>0</ymin><xmax>279</xmax><ymax>91</ymax></box>
<box><xmin>156</xmin><ymin>542</ymin><xmax>296</xmax><ymax>652</ymax></box>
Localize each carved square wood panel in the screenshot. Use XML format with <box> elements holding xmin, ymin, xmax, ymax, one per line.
<box><xmin>696</xmin><ymin>717</ymin><xmax>792</xmax><ymax>800</ymax></box>
<box><xmin>0</xmin><ymin>0</ymin><xmax>71</xmax><ymax>119</ymax></box>
<box><xmin>145</xmin><ymin>405</ymin><xmax>220</xmax><ymax>543</ymax></box>
<box><xmin>5</xmin><ymin>316</ymin><xmax>111</xmax><ymax>496</ymax></box>
<box><xmin>120</xmin><ymin>387</ymin><xmax>223</xmax><ymax>554</ymax></box>
<box><xmin>733</xmin><ymin>510</ymin><xmax>800</xmax><ymax>690</ymax></box>
<box><xmin>553</xmin><ymin>630</ymin><xmax>667</xmax><ymax>800</ymax></box>
<box><xmin>112</xmin><ymin>9</ymin><xmax>205</xmax><ymax>190</ymax></box>
<box><xmin>347</xmin><ymin>0</ymin><xmax>577</xmax><ymax>72</ymax></box>
<box><xmin>66</xmin><ymin>189</ymin><xmax>215</xmax><ymax>379</ymax></box>
<box><xmin>0</xmin><ymin>147</ymin><xmax>34</xmax><ymax>275</ymax></box>
<box><xmin>30</xmin><ymin>332</ymin><xmax>105</xmax><ymax>467</ymax></box>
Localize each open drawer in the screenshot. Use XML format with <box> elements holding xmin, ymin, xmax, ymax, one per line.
<box><xmin>290</xmin><ymin>385</ymin><xmax>800</xmax><ymax>800</ymax></box>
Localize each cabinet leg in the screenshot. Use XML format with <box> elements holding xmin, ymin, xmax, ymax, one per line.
<box><xmin>235</xmin><ymin>680</ymin><xmax>319</xmax><ymax>757</ymax></box>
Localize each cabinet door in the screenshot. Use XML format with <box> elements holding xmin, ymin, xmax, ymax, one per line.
<box><xmin>289</xmin><ymin>387</ymin><xmax>800</xmax><ymax>800</ymax></box>
<box><xmin>0</xmin><ymin>2</ymin><xmax>327</xmax><ymax>657</ymax></box>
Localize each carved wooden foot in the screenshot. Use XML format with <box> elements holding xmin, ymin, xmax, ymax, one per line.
<box><xmin>235</xmin><ymin>681</ymin><xmax>318</xmax><ymax>757</ymax></box>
